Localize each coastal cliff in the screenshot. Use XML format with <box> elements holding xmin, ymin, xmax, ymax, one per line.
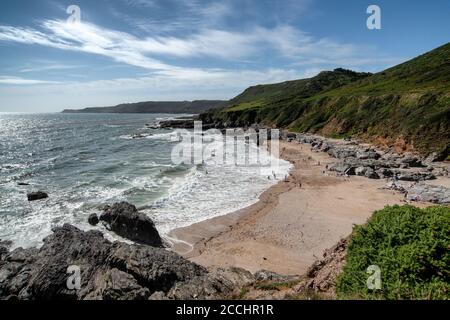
<box><xmin>199</xmin><ymin>43</ymin><xmax>450</xmax><ymax>159</ymax></box>
<box><xmin>62</xmin><ymin>100</ymin><xmax>225</xmax><ymax>114</ymax></box>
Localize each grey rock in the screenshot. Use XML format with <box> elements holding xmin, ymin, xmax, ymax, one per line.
<box><xmin>356</xmin><ymin>150</ymin><xmax>380</xmax><ymax>160</ymax></box>
<box><xmin>364</xmin><ymin>168</ymin><xmax>380</xmax><ymax>179</ymax></box>
<box><xmin>401</xmin><ymin>154</ymin><xmax>425</xmax><ymax>168</ymax></box>
<box><xmin>0</xmin><ymin>224</ymin><xmax>209</xmax><ymax>300</ymax></box>
<box><xmin>100</xmin><ymin>202</ymin><xmax>163</xmax><ymax>247</ymax></box>
<box><xmin>27</xmin><ymin>191</ymin><xmax>48</xmax><ymax>202</ymax></box>
<box><xmin>88</xmin><ymin>213</ymin><xmax>99</xmax><ymax>226</ymax></box>
<box><xmin>394</xmin><ymin>171</ymin><xmax>436</xmax><ymax>182</ymax></box>
<box><xmin>254</xmin><ymin>270</ymin><xmax>298</xmax><ymax>282</ymax></box>
<box><xmin>406</xmin><ymin>184</ymin><xmax>450</xmax><ymax>204</ymax></box>
<box><xmin>355</xmin><ymin>166</ymin><xmax>367</xmax><ymax>176</ymax></box>
<box><xmin>328</xmin><ymin>163</ymin><xmax>355</xmax><ymax>175</ymax></box>
<box><xmin>149</xmin><ymin>291</ymin><xmax>168</xmax><ymax>300</ymax></box>
<box><xmin>424</xmin><ymin>152</ymin><xmax>439</xmax><ymax>163</ymax></box>
<box><xmin>0</xmin><ymin>240</ymin><xmax>12</xmax><ymax>261</ymax></box>
<box><xmin>167</xmin><ymin>267</ymin><xmax>255</xmax><ymax>300</ymax></box>
<box><xmin>167</xmin><ymin>274</ymin><xmax>232</xmax><ymax>300</ymax></box>
<box><xmin>376</xmin><ymin>168</ymin><xmax>393</xmax><ymax>178</ymax></box>
<box><xmin>84</xmin><ymin>268</ymin><xmax>151</xmax><ymax>300</ymax></box>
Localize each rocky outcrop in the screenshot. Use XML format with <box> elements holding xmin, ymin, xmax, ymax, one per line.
<box><xmin>99</xmin><ymin>202</ymin><xmax>163</xmax><ymax>247</ymax></box>
<box><xmin>0</xmin><ymin>240</ymin><xmax>12</xmax><ymax>261</ymax></box>
<box><xmin>0</xmin><ymin>225</ymin><xmax>294</xmax><ymax>300</ymax></box>
<box><xmin>292</xmin><ymin>133</ymin><xmax>450</xmax><ymax>204</ymax></box>
<box><xmin>298</xmin><ymin>238</ymin><xmax>348</xmax><ymax>298</ymax></box>
<box><xmin>382</xmin><ymin>182</ymin><xmax>450</xmax><ymax>204</ymax></box>
<box><xmin>27</xmin><ymin>191</ymin><xmax>48</xmax><ymax>201</ymax></box>
<box><xmin>288</xmin><ymin>132</ymin><xmax>450</xmax><ymax>204</ymax></box>
<box><xmin>0</xmin><ymin>225</ymin><xmax>243</xmax><ymax>300</ymax></box>
<box><xmin>406</xmin><ymin>184</ymin><xmax>450</xmax><ymax>204</ymax></box>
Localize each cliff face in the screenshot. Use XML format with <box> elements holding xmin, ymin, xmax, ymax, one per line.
<box><xmin>62</xmin><ymin>100</ymin><xmax>225</xmax><ymax>114</ymax></box>
<box><xmin>201</xmin><ymin>43</ymin><xmax>450</xmax><ymax>159</ymax></box>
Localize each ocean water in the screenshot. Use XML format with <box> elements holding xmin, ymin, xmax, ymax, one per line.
<box><xmin>0</xmin><ymin>113</ymin><xmax>291</xmax><ymax>249</ymax></box>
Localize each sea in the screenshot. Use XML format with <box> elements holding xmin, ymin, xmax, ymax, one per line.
<box><xmin>0</xmin><ymin>113</ymin><xmax>291</xmax><ymax>249</ymax></box>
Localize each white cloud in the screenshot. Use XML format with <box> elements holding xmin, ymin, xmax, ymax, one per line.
<box><xmin>0</xmin><ymin>76</ymin><xmax>60</xmax><ymax>85</ymax></box>
<box><xmin>122</xmin><ymin>0</ymin><xmax>157</xmax><ymax>8</ymax></box>
<box><xmin>19</xmin><ymin>64</ymin><xmax>85</xmax><ymax>73</ymax></box>
<box><xmin>0</xmin><ymin>10</ymin><xmax>399</xmax><ymax>111</ymax></box>
<box><xmin>0</xmin><ymin>67</ymin><xmax>311</xmax><ymax>111</ymax></box>
<box><xmin>0</xmin><ymin>19</ymin><xmax>383</xmax><ymax>72</ymax></box>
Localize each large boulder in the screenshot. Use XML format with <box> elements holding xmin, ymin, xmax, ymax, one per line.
<box><xmin>400</xmin><ymin>154</ymin><xmax>425</xmax><ymax>168</ymax></box>
<box><xmin>328</xmin><ymin>162</ymin><xmax>355</xmax><ymax>175</ymax></box>
<box><xmin>87</xmin><ymin>213</ymin><xmax>99</xmax><ymax>226</ymax></box>
<box><xmin>99</xmin><ymin>202</ymin><xmax>163</xmax><ymax>247</ymax></box>
<box><xmin>27</xmin><ymin>191</ymin><xmax>48</xmax><ymax>201</ymax></box>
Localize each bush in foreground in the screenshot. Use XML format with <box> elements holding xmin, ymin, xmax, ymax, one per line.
<box><xmin>336</xmin><ymin>205</ymin><xmax>449</xmax><ymax>300</ymax></box>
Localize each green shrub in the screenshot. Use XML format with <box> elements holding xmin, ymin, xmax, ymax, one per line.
<box><xmin>336</xmin><ymin>205</ymin><xmax>450</xmax><ymax>300</ymax></box>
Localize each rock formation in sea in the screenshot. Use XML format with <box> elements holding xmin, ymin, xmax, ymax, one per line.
<box><xmin>27</xmin><ymin>191</ymin><xmax>48</xmax><ymax>201</ymax></box>
<box><xmin>99</xmin><ymin>202</ymin><xmax>163</xmax><ymax>247</ymax></box>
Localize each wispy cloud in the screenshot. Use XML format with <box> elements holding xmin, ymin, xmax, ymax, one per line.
<box><xmin>19</xmin><ymin>64</ymin><xmax>85</xmax><ymax>73</ymax></box>
<box><xmin>0</xmin><ymin>76</ymin><xmax>60</xmax><ymax>85</ymax></box>
<box><xmin>0</xmin><ymin>19</ymin><xmax>385</xmax><ymax>74</ymax></box>
<box><xmin>121</xmin><ymin>0</ymin><xmax>158</xmax><ymax>8</ymax></box>
<box><xmin>0</xmin><ymin>67</ymin><xmax>311</xmax><ymax>111</ymax></box>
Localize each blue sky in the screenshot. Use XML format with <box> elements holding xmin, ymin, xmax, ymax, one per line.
<box><xmin>0</xmin><ymin>0</ymin><xmax>449</xmax><ymax>112</ymax></box>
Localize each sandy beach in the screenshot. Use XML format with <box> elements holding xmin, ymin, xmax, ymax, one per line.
<box><xmin>169</xmin><ymin>140</ymin><xmax>430</xmax><ymax>275</ymax></box>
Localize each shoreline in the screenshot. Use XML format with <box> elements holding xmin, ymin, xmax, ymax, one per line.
<box><xmin>169</xmin><ymin>138</ymin><xmax>443</xmax><ymax>275</ymax></box>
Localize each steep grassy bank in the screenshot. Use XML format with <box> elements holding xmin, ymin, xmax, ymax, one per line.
<box><xmin>336</xmin><ymin>205</ymin><xmax>450</xmax><ymax>300</ymax></box>
<box><xmin>201</xmin><ymin>43</ymin><xmax>450</xmax><ymax>158</ymax></box>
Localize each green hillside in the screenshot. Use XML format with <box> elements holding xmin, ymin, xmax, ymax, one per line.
<box><xmin>201</xmin><ymin>43</ymin><xmax>450</xmax><ymax>159</ymax></box>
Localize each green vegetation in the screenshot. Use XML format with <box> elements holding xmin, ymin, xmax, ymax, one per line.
<box><xmin>201</xmin><ymin>43</ymin><xmax>450</xmax><ymax>159</ymax></box>
<box><xmin>336</xmin><ymin>205</ymin><xmax>450</xmax><ymax>300</ymax></box>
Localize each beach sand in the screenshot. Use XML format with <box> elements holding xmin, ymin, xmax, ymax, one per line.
<box><xmin>169</xmin><ymin>140</ymin><xmax>421</xmax><ymax>275</ymax></box>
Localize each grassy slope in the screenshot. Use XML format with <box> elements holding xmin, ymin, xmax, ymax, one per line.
<box><xmin>336</xmin><ymin>205</ymin><xmax>450</xmax><ymax>300</ymax></box>
<box><xmin>202</xmin><ymin>43</ymin><xmax>450</xmax><ymax>158</ymax></box>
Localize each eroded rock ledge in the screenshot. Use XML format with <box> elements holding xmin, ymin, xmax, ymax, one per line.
<box><xmin>0</xmin><ymin>225</ymin><xmax>289</xmax><ymax>300</ymax></box>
